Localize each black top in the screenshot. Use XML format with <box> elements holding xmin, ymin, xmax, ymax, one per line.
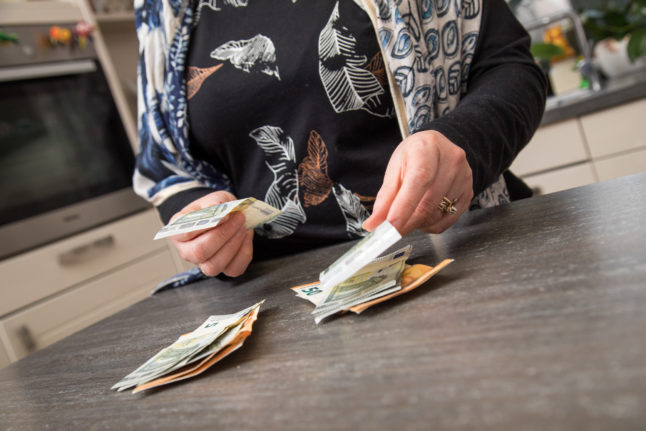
<box><xmin>159</xmin><ymin>0</ymin><xmax>547</xmax><ymax>259</ymax></box>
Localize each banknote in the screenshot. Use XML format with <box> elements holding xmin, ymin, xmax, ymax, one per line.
<box><xmin>131</xmin><ymin>304</ymin><xmax>261</xmax><ymax>393</ymax></box>
<box><xmin>153</xmin><ymin>198</ymin><xmax>282</xmax><ymax>240</ymax></box>
<box><xmin>311</xmin><ymin>246</ymin><xmax>411</xmax><ymax>323</ymax></box>
<box><xmin>319</xmin><ymin>220</ymin><xmax>402</xmax><ymax>291</ymax></box>
<box><xmin>112</xmin><ymin>301</ymin><xmax>263</xmax><ymax>392</ymax></box>
<box><xmin>293</xmin><ymin>255</ymin><xmax>454</xmax><ymax>316</ymax></box>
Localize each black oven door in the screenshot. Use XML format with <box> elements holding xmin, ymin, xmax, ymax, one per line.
<box><xmin>0</xmin><ymin>59</ymin><xmax>149</xmax><ymax>259</ymax></box>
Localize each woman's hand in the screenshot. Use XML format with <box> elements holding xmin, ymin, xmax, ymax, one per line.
<box><xmin>169</xmin><ymin>191</ymin><xmax>254</xmax><ymax>277</ymax></box>
<box><xmin>363</xmin><ymin>130</ymin><xmax>474</xmax><ymax>236</ymax></box>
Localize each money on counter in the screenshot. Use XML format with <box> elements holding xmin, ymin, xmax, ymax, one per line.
<box><xmin>319</xmin><ymin>220</ymin><xmax>403</xmax><ymax>291</ymax></box>
<box><xmin>293</xmin><ymin>246</ymin><xmax>453</xmax><ymax>323</ymax></box>
<box><xmin>112</xmin><ymin>301</ymin><xmax>263</xmax><ymax>393</ymax></box>
<box><xmin>154</xmin><ymin>198</ymin><xmax>282</xmax><ymax>240</ymax></box>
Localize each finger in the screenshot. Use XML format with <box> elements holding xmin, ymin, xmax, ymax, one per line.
<box><xmin>420</xmin><ymin>191</ymin><xmax>469</xmax><ymax>234</ymax></box>
<box><xmin>362</xmin><ymin>150</ymin><xmax>403</xmax><ymax>232</ymax></box>
<box><xmin>199</xmin><ymin>219</ymin><xmax>248</xmax><ymax>276</ymax></box>
<box><xmin>223</xmin><ymin>229</ymin><xmax>254</xmax><ymax>277</ymax></box>
<box><xmin>171</xmin><ymin>213</ymin><xmax>232</xmax><ymax>242</ymax></box>
<box><xmin>386</xmin><ymin>149</ymin><xmax>440</xmax><ymax>233</ymax></box>
<box><xmin>168</xmin><ymin>190</ymin><xmax>237</xmax><ymax>241</ymax></box>
<box><xmin>421</xmin><ymin>176</ymin><xmax>473</xmax><ymax>234</ymax></box>
<box><xmin>176</xmin><ymin>212</ymin><xmax>245</xmax><ymax>265</ymax></box>
<box><xmin>398</xmin><ymin>161</ymin><xmax>455</xmax><ymax>235</ymax></box>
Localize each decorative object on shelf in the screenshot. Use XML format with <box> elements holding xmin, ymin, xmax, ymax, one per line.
<box><xmin>577</xmin><ymin>0</ymin><xmax>646</xmax><ymax>77</ymax></box>
<box><xmin>45</xmin><ymin>21</ymin><xmax>94</xmax><ymax>49</ymax></box>
<box><xmin>0</xmin><ymin>30</ymin><xmax>19</xmax><ymax>45</ymax></box>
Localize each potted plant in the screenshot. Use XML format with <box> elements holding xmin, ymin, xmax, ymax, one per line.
<box><xmin>575</xmin><ymin>0</ymin><xmax>646</xmax><ymax>77</ymax></box>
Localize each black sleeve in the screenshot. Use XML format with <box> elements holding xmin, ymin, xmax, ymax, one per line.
<box><xmin>157</xmin><ymin>187</ymin><xmax>215</xmax><ymax>224</ymax></box>
<box><xmin>420</xmin><ymin>0</ymin><xmax>548</xmax><ymax>196</ymax></box>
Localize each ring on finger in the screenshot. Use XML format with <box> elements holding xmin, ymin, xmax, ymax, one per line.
<box><xmin>437</xmin><ymin>196</ymin><xmax>458</xmax><ymax>215</ymax></box>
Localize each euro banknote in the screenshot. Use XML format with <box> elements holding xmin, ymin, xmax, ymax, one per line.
<box><xmin>154</xmin><ymin>198</ymin><xmax>282</xmax><ymax>240</ymax></box>
<box><xmin>319</xmin><ymin>220</ymin><xmax>402</xmax><ymax>291</ymax></box>
<box><xmin>112</xmin><ymin>301</ymin><xmax>263</xmax><ymax>392</ymax></box>
<box><xmin>311</xmin><ymin>246</ymin><xmax>411</xmax><ymax>323</ymax></box>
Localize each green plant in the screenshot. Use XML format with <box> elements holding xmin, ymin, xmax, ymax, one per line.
<box><xmin>530</xmin><ymin>42</ymin><xmax>566</xmax><ymax>61</ymax></box>
<box><xmin>577</xmin><ymin>0</ymin><xmax>646</xmax><ymax>61</ymax></box>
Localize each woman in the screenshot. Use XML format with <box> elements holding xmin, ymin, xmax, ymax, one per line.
<box><xmin>133</xmin><ymin>0</ymin><xmax>547</xmax><ymax>279</ymax></box>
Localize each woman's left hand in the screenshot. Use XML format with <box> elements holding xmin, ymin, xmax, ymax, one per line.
<box><xmin>362</xmin><ymin>130</ymin><xmax>474</xmax><ymax>236</ymax></box>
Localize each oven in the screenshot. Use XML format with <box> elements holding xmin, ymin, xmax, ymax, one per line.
<box><xmin>0</xmin><ymin>14</ymin><xmax>148</xmax><ymax>260</ymax></box>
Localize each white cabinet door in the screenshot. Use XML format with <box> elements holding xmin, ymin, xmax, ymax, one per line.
<box><xmin>2</xmin><ymin>250</ymin><xmax>176</xmax><ymax>361</ymax></box>
<box><xmin>594</xmin><ymin>148</ymin><xmax>646</xmax><ymax>182</ymax></box>
<box><xmin>0</xmin><ymin>209</ymin><xmax>165</xmax><ymax>317</ymax></box>
<box><xmin>522</xmin><ymin>163</ymin><xmax>597</xmax><ymax>195</ymax></box>
<box><xmin>511</xmin><ymin>118</ymin><xmax>589</xmax><ymax>177</ymax></box>
<box><xmin>580</xmin><ymin>98</ymin><xmax>646</xmax><ymax>158</ymax></box>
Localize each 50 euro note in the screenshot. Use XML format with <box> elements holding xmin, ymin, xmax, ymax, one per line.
<box><xmin>154</xmin><ymin>198</ymin><xmax>282</xmax><ymax>240</ymax></box>
<box><xmin>112</xmin><ymin>301</ymin><xmax>263</xmax><ymax>392</ymax></box>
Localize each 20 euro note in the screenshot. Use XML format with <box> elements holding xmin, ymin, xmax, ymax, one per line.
<box><xmin>154</xmin><ymin>198</ymin><xmax>282</xmax><ymax>240</ymax></box>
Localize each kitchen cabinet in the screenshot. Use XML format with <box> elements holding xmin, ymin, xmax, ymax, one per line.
<box><xmin>511</xmin><ymin>118</ymin><xmax>589</xmax><ymax>177</ymax></box>
<box><xmin>0</xmin><ymin>210</ymin><xmax>187</xmax><ymax>366</ymax></box>
<box><xmin>511</xmin><ymin>97</ymin><xmax>646</xmax><ymax>195</ymax></box>
<box><xmin>594</xmin><ymin>147</ymin><xmax>646</xmax><ymax>182</ymax></box>
<box><xmin>0</xmin><ymin>328</ymin><xmax>10</xmax><ymax>369</ymax></box>
<box><xmin>580</xmin><ymin>98</ymin><xmax>646</xmax><ymax>158</ymax></box>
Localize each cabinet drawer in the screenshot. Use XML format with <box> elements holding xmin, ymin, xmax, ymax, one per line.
<box><xmin>0</xmin><ymin>209</ymin><xmax>165</xmax><ymax>316</ymax></box>
<box><xmin>511</xmin><ymin>119</ymin><xmax>588</xmax><ymax>176</ymax></box>
<box><xmin>580</xmin><ymin>98</ymin><xmax>646</xmax><ymax>158</ymax></box>
<box><xmin>522</xmin><ymin>162</ymin><xmax>597</xmax><ymax>195</ymax></box>
<box><xmin>594</xmin><ymin>148</ymin><xmax>646</xmax><ymax>182</ymax></box>
<box><xmin>1</xmin><ymin>249</ymin><xmax>176</xmax><ymax>361</ymax></box>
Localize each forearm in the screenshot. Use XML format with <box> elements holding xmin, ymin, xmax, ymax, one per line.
<box><xmin>420</xmin><ymin>0</ymin><xmax>548</xmax><ymax>195</ymax></box>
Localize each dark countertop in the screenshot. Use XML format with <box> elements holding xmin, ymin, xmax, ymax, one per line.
<box><xmin>541</xmin><ymin>69</ymin><xmax>646</xmax><ymax>126</ymax></box>
<box><xmin>1</xmin><ymin>173</ymin><xmax>646</xmax><ymax>430</ymax></box>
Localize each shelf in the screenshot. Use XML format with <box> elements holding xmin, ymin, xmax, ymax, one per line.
<box><xmin>95</xmin><ymin>11</ymin><xmax>134</xmax><ymax>23</ymax></box>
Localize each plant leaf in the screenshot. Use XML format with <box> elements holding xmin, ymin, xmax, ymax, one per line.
<box><xmin>627</xmin><ymin>27</ymin><xmax>646</xmax><ymax>61</ymax></box>
<box><xmin>530</xmin><ymin>43</ymin><xmax>565</xmax><ymax>60</ymax></box>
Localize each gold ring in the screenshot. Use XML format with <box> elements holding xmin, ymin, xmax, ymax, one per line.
<box><xmin>438</xmin><ymin>197</ymin><xmax>458</xmax><ymax>215</ymax></box>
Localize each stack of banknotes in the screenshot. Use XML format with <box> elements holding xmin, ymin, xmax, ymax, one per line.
<box><xmin>112</xmin><ymin>301</ymin><xmax>263</xmax><ymax>393</ymax></box>
<box><xmin>294</xmin><ymin>242</ymin><xmax>453</xmax><ymax>323</ymax></box>
<box><xmin>153</xmin><ymin>197</ymin><xmax>282</xmax><ymax>240</ymax></box>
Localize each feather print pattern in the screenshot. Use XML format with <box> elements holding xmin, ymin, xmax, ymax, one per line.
<box><xmin>364</xmin><ymin>52</ymin><xmax>388</xmax><ymax>87</ymax></box>
<box><xmin>318</xmin><ymin>2</ymin><xmax>393</xmax><ymax>118</ymax></box>
<box><xmin>194</xmin><ymin>0</ymin><xmax>249</xmax><ymax>23</ymax></box>
<box><xmin>249</xmin><ymin>126</ymin><xmax>306</xmax><ymax>238</ymax></box>
<box><xmin>333</xmin><ymin>183</ymin><xmax>370</xmax><ymax>237</ymax></box>
<box><xmin>211</xmin><ymin>35</ymin><xmax>280</xmax><ymax>80</ymax></box>
<box><xmin>186</xmin><ymin>64</ymin><xmax>223</xmax><ymax>100</ymax></box>
<box><xmin>298</xmin><ymin>130</ymin><xmax>334</xmax><ymax>207</ymax></box>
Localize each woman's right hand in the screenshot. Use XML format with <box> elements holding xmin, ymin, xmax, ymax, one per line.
<box><xmin>169</xmin><ymin>191</ymin><xmax>254</xmax><ymax>277</ymax></box>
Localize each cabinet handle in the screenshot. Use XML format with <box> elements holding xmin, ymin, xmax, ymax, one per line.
<box><xmin>57</xmin><ymin>234</ymin><xmax>115</xmax><ymax>266</ymax></box>
<box><xmin>17</xmin><ymin>325</ymin><xmax>36</xmax><ymax>353</ymax></box>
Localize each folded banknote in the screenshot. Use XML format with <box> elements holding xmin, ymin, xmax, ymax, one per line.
<box><xmin>154</xmin><ymin>198</ymin><xmax>282</xmax><ymax>240</ymax></box>
<box><xmin>112</xmin><ymin>301</ymin><xmax>263</xmax><ymax>393</ymax></box>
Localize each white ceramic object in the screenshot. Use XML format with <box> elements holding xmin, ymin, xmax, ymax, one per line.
<box><xmin>594</xmin><ymin>36</ymin><xmax>646</xmax><ymax>78</ymax></box>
